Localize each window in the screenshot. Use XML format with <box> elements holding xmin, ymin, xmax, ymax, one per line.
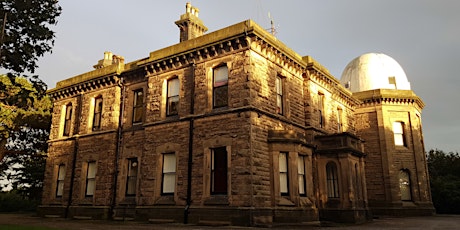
<box><xmin>393</xmin><ymin>121</ymin><xmax>406</xmax><ymax>146</ymax></box>
<box><xmin>132</xmin><ymin>89</ymin><xmax>144</xmax><ymax>123</ymax></box>
<box><xmin>167</xmin><ymin>78</ymin><xmax>180</xmax><ymax>116</ymax></box>
<box><xmin>318</xmin><ymin>93</ymin><xmax>325</xmax><ymax>128</ymax></box>
<box><xmin>213</xmin><ymin>65</ymin><xmax>228</xmax><ymax>108</ymax></box>
<box><xmin>211</xmin><ymin>147</ymin><xmax>227</xmax><ymax>194</ymax></box>
<box><xmin>85</xmin><ymin>162</ymin><xmax>96</xmax><ymax>196</ymax></box>
<box><xmin>298</xmin><ymin>155</ymin><xmax>306</xmax><ymax>196</ymax></box>
<box><xmin>399</xmin><ymin>170</ymin><xmax>412</xmax><ymax>201</ymax></box>
<box><xmin>63</xmin><ymin>103</ymin><xmax>72</xmax><ymax>136</ymax></box>
<box><xmin>337</xmin><ymin>107</ymin><xmax>343</xmax><ymax>132</ymax></box>
<box><xmin>276</xmin><ymin>76</ymin><xmax>283</xmax><ymax>115</ymax></box>
<box><xmin>126</xmin><ymin>158</ymin><xmax>138</xmax><ymax>196</ymax></box>
<box><xmin>56</xmin><ymin>164</ymin><xmax>66</xmax><ymax>197</ymax></box>
<box><xmin>279</xmin><ymin>152</ymin><xmax>289</xmax><ymax>196</ymax></box>
<box><xmin>326</xmin><ymin>162</ymin><xmax>339</xmax><ymax>198</ymax></box>
<box><xmin>92</xmin><ymin>96</ymin><xmax>103</xmax><ymax>130</ymax></box>
<box><xmin>162</xmin><ymin>153</ymin><xmax>176</xmax><ymax>195</ymax></box>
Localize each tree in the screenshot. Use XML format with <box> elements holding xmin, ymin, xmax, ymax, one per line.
<box><xmin>0</xmin><ymin>74</ymin><xmax>51</xmax><ymax>202</ymax></box>
<box><xmin>1</xmin><ymin>0</ymin><xmax>62</xmax><ymax>74</ymax></box>
<box><xmin>427</xmin><ymin>149</ymin><xmax>460</xmax><ymax>214</ymax></box>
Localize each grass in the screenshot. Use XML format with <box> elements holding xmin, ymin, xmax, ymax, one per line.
<box><xmin>0</xmin><ymin>225</ymin><xmax>58</xmax><ymax>230</ymax></box>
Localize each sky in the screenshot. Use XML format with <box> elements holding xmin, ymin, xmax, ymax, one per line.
<box><xmin>26</xmin><ymin>0</ymin><xmax>460</xmax><ymax>153</ymax></box>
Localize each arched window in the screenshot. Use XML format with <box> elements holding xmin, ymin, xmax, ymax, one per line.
<box><xmin>63</xmin><ymin>103</ymin><xmax>72</xmax><ymax>136</ymax></box>
<box><xmin>399</xmin><ymin>169</ymin><xmax>412</xmax><ymax>201</ymax></box>
<box><xmin>213</xmin><ymin>64</ymin><xmax>228</xmax><ymax>108</ymax></box>
<box><xmin>326</xmin><ymin>162</ymin><xmax>339</xmax><ymax>198</ymax></box>
<box><xmin>92</xmin><ymin>96</ymin><xmax>103</xmax><ymax>130</ymax></box>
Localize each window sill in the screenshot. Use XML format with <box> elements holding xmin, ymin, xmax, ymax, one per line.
<box><xmin>155</xmin><ymin>196</ymin><xmax>176</xmax><ymax>205</ymax></box>
<box><xmin>204</xmin><ymin>196</ymin><xmax>229</xmax><ymax>205</ymax></box>
<box><xmin>278</xmin><ymin>197</ymin><xmax>295</xmax><ymax>206</ymax></box>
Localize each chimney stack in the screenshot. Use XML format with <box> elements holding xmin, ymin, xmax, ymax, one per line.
<box><xmin>175</xmin><ymin>2</ymin><xmax>208</xmax><ymax>42</ymax></box>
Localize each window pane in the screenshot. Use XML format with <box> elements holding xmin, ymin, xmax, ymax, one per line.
<box><xmin>163</xmin><ymin>154</ymin><xmax>176</xmax><ymax>173</ymax></box>
<box><xmin>399</xmin><ymin>170</ymin><xmax>412</xmax><ymax>201</ymax></box>
<box><xmin>280</xmin><ymin>173</ymin><xmax>288</xmax><ymax>194</ymax></box>
<box><xmin>57</xmin><ymin>181</ymin><xmax>64</xmax><ymax>196</ymax></box>
<box><xmin>134</xmin><ymin>90</ymin><xmax>143</xmax><ymax>106</ymax></box>
<box><xmin>58</xmin><ymin>165</ymin><xmax>66</xmax><ymax>180</ymax></box>
<box><xmin>126</xmin><ymin>178</ymin><xmax>136</xmax><ymax>195</ymax></box>
<box><xmin>213</xmin><ymin>66</ymin><xmax>228</xmax><ymax>87</ymax></box>
<box><xmin>279</xmin><ymin>152</ymin><xmax>288</xmax><ymax>195</ymax></box>
<box><xmin>326</xmin><ymin>163</ymin><xmax>339</xmax><ymax>198</ymax></box>
<box><xmin>162</xmin><ymin>174</ymin><xmax>176</xmax><ymax>194</ymax></box>
<box><xmin>213</xmin><ymin>85</ymin><xmax>228</xmax><ymax>108</ymax></box>
<box><xmin>168</xmin><ymin>78</ymin><xmax>179</xmax><ymax>97</ymax></box>
<box><xmin>211</xmin><ymin>147</ymin><xmax>227</xmax><ymax>194</ymax></box>
<box><xmin>393</xmin><ymin>122</ymin><xmax>403</xmax><ymax>133</ymax></box>
<box><xmin>87</xmin><ymin>162</ymin><xmax>96</xmax><ymax>178</ymax></box>
<box><xmin>298</xmin><ymin>175</ymin><xmax>305</xmax><ymax>195</ymax></box>
<box><xmin>167</xmin><ymin>95</ymin><xmax>179</xmax><ymax>115</ymax></box>
<box><xmin>86</xmin><ymin>179</ymin><xmax>95</xmax><ymax>196</ymax></box>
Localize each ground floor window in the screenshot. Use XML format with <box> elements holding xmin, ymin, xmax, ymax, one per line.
<box><xmin>211</xmin><ymin>147</ymin><xmax>228</xmax><ymax>194</ymax></box>
<box><xmin>56</xmin><ymin>164</ymin><xmax>66</xmax><ymax>197</ymax></box>
<box><xmin>326</xmin><ymin>162</ymin><xmax>339</xmax><ymax>198</ymax></box>
<box><xmin>279</xmin><ymin>152</ymin><xmax>289</xmax><ymax>196</ymax></box>
<box><xmin>399</xmin><ymin>169</ymin><xmax>412</xmax><ymax>201</ymax></box>
<box><xmin>126</xmin><ymin>158</ymin><xmax>138</xmax><ymax>196</ymax></box>
<box><xmin>162</xmin><ymin>153</ymin><xmax>176</xmax><ymax>195</ymax></box>
<box><xmin>85</xmin><ymin>161</ymin><xmax>96</xmax><ymax>196</ymax></box>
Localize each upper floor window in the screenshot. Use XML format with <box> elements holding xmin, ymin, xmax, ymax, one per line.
<box><xmin>211</xmin><ymin>147</ymin><xmax>228</xmax><ymax>195</ymax></box>
<box><xmin>162</xmin><ymin>153</ymin><xmax>176</xmax><ymax>195</ymax></box>
<box><xmin>92</xmin><ymin>96</ymin><xmax>103</xmax><ymax>130</ymax></box>
<box><xmin>63</xmin><ymin>103</ymin><xmax>72</xmax><ymax>136</ymax></box>
<box><xmin>126</xmin><ymin>158</ymin><xmax>138</xmax><ymax>196</ymax></box>
<box><xmin>276</xmin><ymin>76</ymin><xmax>284</xmax><ymax>115</ymax></box>
<box><xmin>337</xmin><ymin>107</ymin><xmax>343</xmax><ymax>132</ymax></box>
<box><xmin>318</xmin><ymin>93</ymin><xmax>325</xmax><ymax>128</ymax></box>
<box><xmin>393</xmin><ymin>121</ymin><xmax>406</xmax><ymax>146</ymax></box>
<box><xmin>298</xmin><ymin>155</ymin><xmax>306</xmax><ymax>196</ymax></box>
<box><xmin>167</xmin><ymin>78</ymin><xmax>180</xmax><ymax>116</ymax></box>
<box><xmin>213</xmin><ymin>65</ymin><xmax>228</xmax><ymax>108</ymax></box>
<box><xmin>132</xmin><ymin>89</ymin><xmax>144</xmax><ymax>124</ymax></box>
<box><xmin>56</xmin><ymin>164</ymin><xmax>66</xmax><ymax>197</ymax></box>
<box><xmin>85</xmin><ymin>161</ymin><xmax>96</xmax><ymax>197</ymax></box>
<box><xmin>326</xmin><ymin>162</ymin><xmax>339</xmax><ymax>198</ymax></box>
<box><xmin>279</xmin><ymin>152</ymin><xmax>289</xmax><ymax>196</ymax></box>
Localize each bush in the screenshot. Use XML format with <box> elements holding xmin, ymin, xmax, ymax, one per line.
<box><xmin>0</xmin><ymin>191</ymin><xmax>39</xmax><ymax>212</ymax></box>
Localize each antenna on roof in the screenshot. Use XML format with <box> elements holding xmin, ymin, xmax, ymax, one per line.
<box><xmin>267</xmin><ymin>12</ymin><xmax>278</xmax><ymax>36</ymax></box>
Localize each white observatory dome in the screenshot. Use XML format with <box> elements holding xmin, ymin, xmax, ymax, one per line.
<box><xmin>340</xmin><ymin>53</ymin><xmax>411</xmax><ymax>93</ymax></box>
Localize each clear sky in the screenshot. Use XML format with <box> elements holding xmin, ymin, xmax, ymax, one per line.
<box><xmin>29</xmin><ymin>0</ymin><xmax>460</xmax><ymax>153</ymax></box>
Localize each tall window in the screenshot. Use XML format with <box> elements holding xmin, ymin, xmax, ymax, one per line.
<box><xmin>167</xmin><ymin>78</ymin><xmax>180</xmax><ymax>116</ymax></box>
<box><xmin>399</xmin><ymin>170</ymin><xmax>412</xmax><ymax>201</ymax></box>
<box><xmin>85</xmin><ymin>162</ymin><xmax>96</xmax><ymax>197</ymax></box>
<box><xmin>276</xmin><ymin>76</ymin><xmax>283</xmax><ymax>115</ymax></box>
<box><xmin>337</xmin><ymin>107</ymin><xmax>343</xmax><ymax>132</ymax></box>
<box><xmin>393</xmin><ymin>121</ymin><xmax>406</xmax><ymax>146</ymax></box>
<box><xmin>56</xmin><ymin>164</ymin><xmax>66</xmax><ymax>197</ymax></box>
<box><xmin>279</xmin><ymin>152</ymin><xmax>289</xmax><ymax>196</ymax></box>
<box><xmin>63</xmin><ymin>103</ymin><xmax>72</xmax><ymax>136</ymax></box>
<box><xmin>318</xmin><ymin>93</ymin><xmax>325</xmax><ymax>128</ymax></box>
<box><xmin>132</xmin><ymin>89</ymin><xmax>144</xmax><ymax>123</ymax></box>
<box><xmin>92</xmin><ymin>96</ymin><xmax>103</xmax><ymax>130</ymax></box>
<box><xmin>213</xmin><ymin>65</ymin><xmax>228</xmax><ymax>108</ymax></box>
<box><xmin>211</xmin><ymin>147</ymin><xmax>227</xmax><ymax>194</ymax></box>
<box><xmin>298</xmin><ymin>155</ymin><xmax>306</xmax><ymax>196</ymax></box>
<box><xmin>162</xmin><ymin>153</ymin><xmax>176</xmax><ymax>195</ymax></box>
<box><xmin>126</xmin><ymin>158</ymin><xmax>138</xmax><ymax>196</ymax></box>
<box><xmin>326</xmin><ymin>162</ymin><xmax>339</xmax><ymax>198</ymax></box>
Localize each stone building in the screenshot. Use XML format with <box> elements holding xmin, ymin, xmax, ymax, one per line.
<box><xmin>39</xmin><ymin>3</ymin><xmax>434</xmax><ymax>226</ymax></box>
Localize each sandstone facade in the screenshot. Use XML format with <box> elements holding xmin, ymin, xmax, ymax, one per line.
<box><xmin>39</xmin><ymin>3</ymin><xmax>433</xmax><ymax>226</ymax></box>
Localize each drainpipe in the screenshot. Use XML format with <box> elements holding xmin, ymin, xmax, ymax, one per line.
<box><xmin>111</xmin><ymin>77</ymin><xmax>125</xmax><ymax>218</ymax></box>
<box><xmin>65</xmin><ymin>93</ymin><xmax>83</xmax><ymax>218</ymax></box>
<box><xmin>184</xmin><ymin>62</ymin><xmax>195</xmax><ymax>224</ymax></box>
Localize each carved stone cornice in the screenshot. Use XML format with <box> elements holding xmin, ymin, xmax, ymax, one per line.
<box><xmin>48</xmin><ymin>75</ymin><xmax>119</xmax><ymax>100</ymax></box>
<box><xmin>353</xmin><ymin>89</ymin><xmax>425</xmax><ymax>110</ymax></box>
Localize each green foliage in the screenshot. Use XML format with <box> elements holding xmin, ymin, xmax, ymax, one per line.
<box><xmin>0</xmin><ymin>191</ymin><xmax>39</xmax><ymax>212</ymax></box>
<box><xmin>0</xmin><ymin>75</ymin><xmax>51</xmax><ymax>205</ymax></box>
<box><xmin>427</xmin><ymin>149</ymin><xmax>460</xmax><ymax>214</ymax></box>
<box><xmin>0</xmin><ymin>0</ymin><xmax>62</xmax><ymax>74</ymax></box>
